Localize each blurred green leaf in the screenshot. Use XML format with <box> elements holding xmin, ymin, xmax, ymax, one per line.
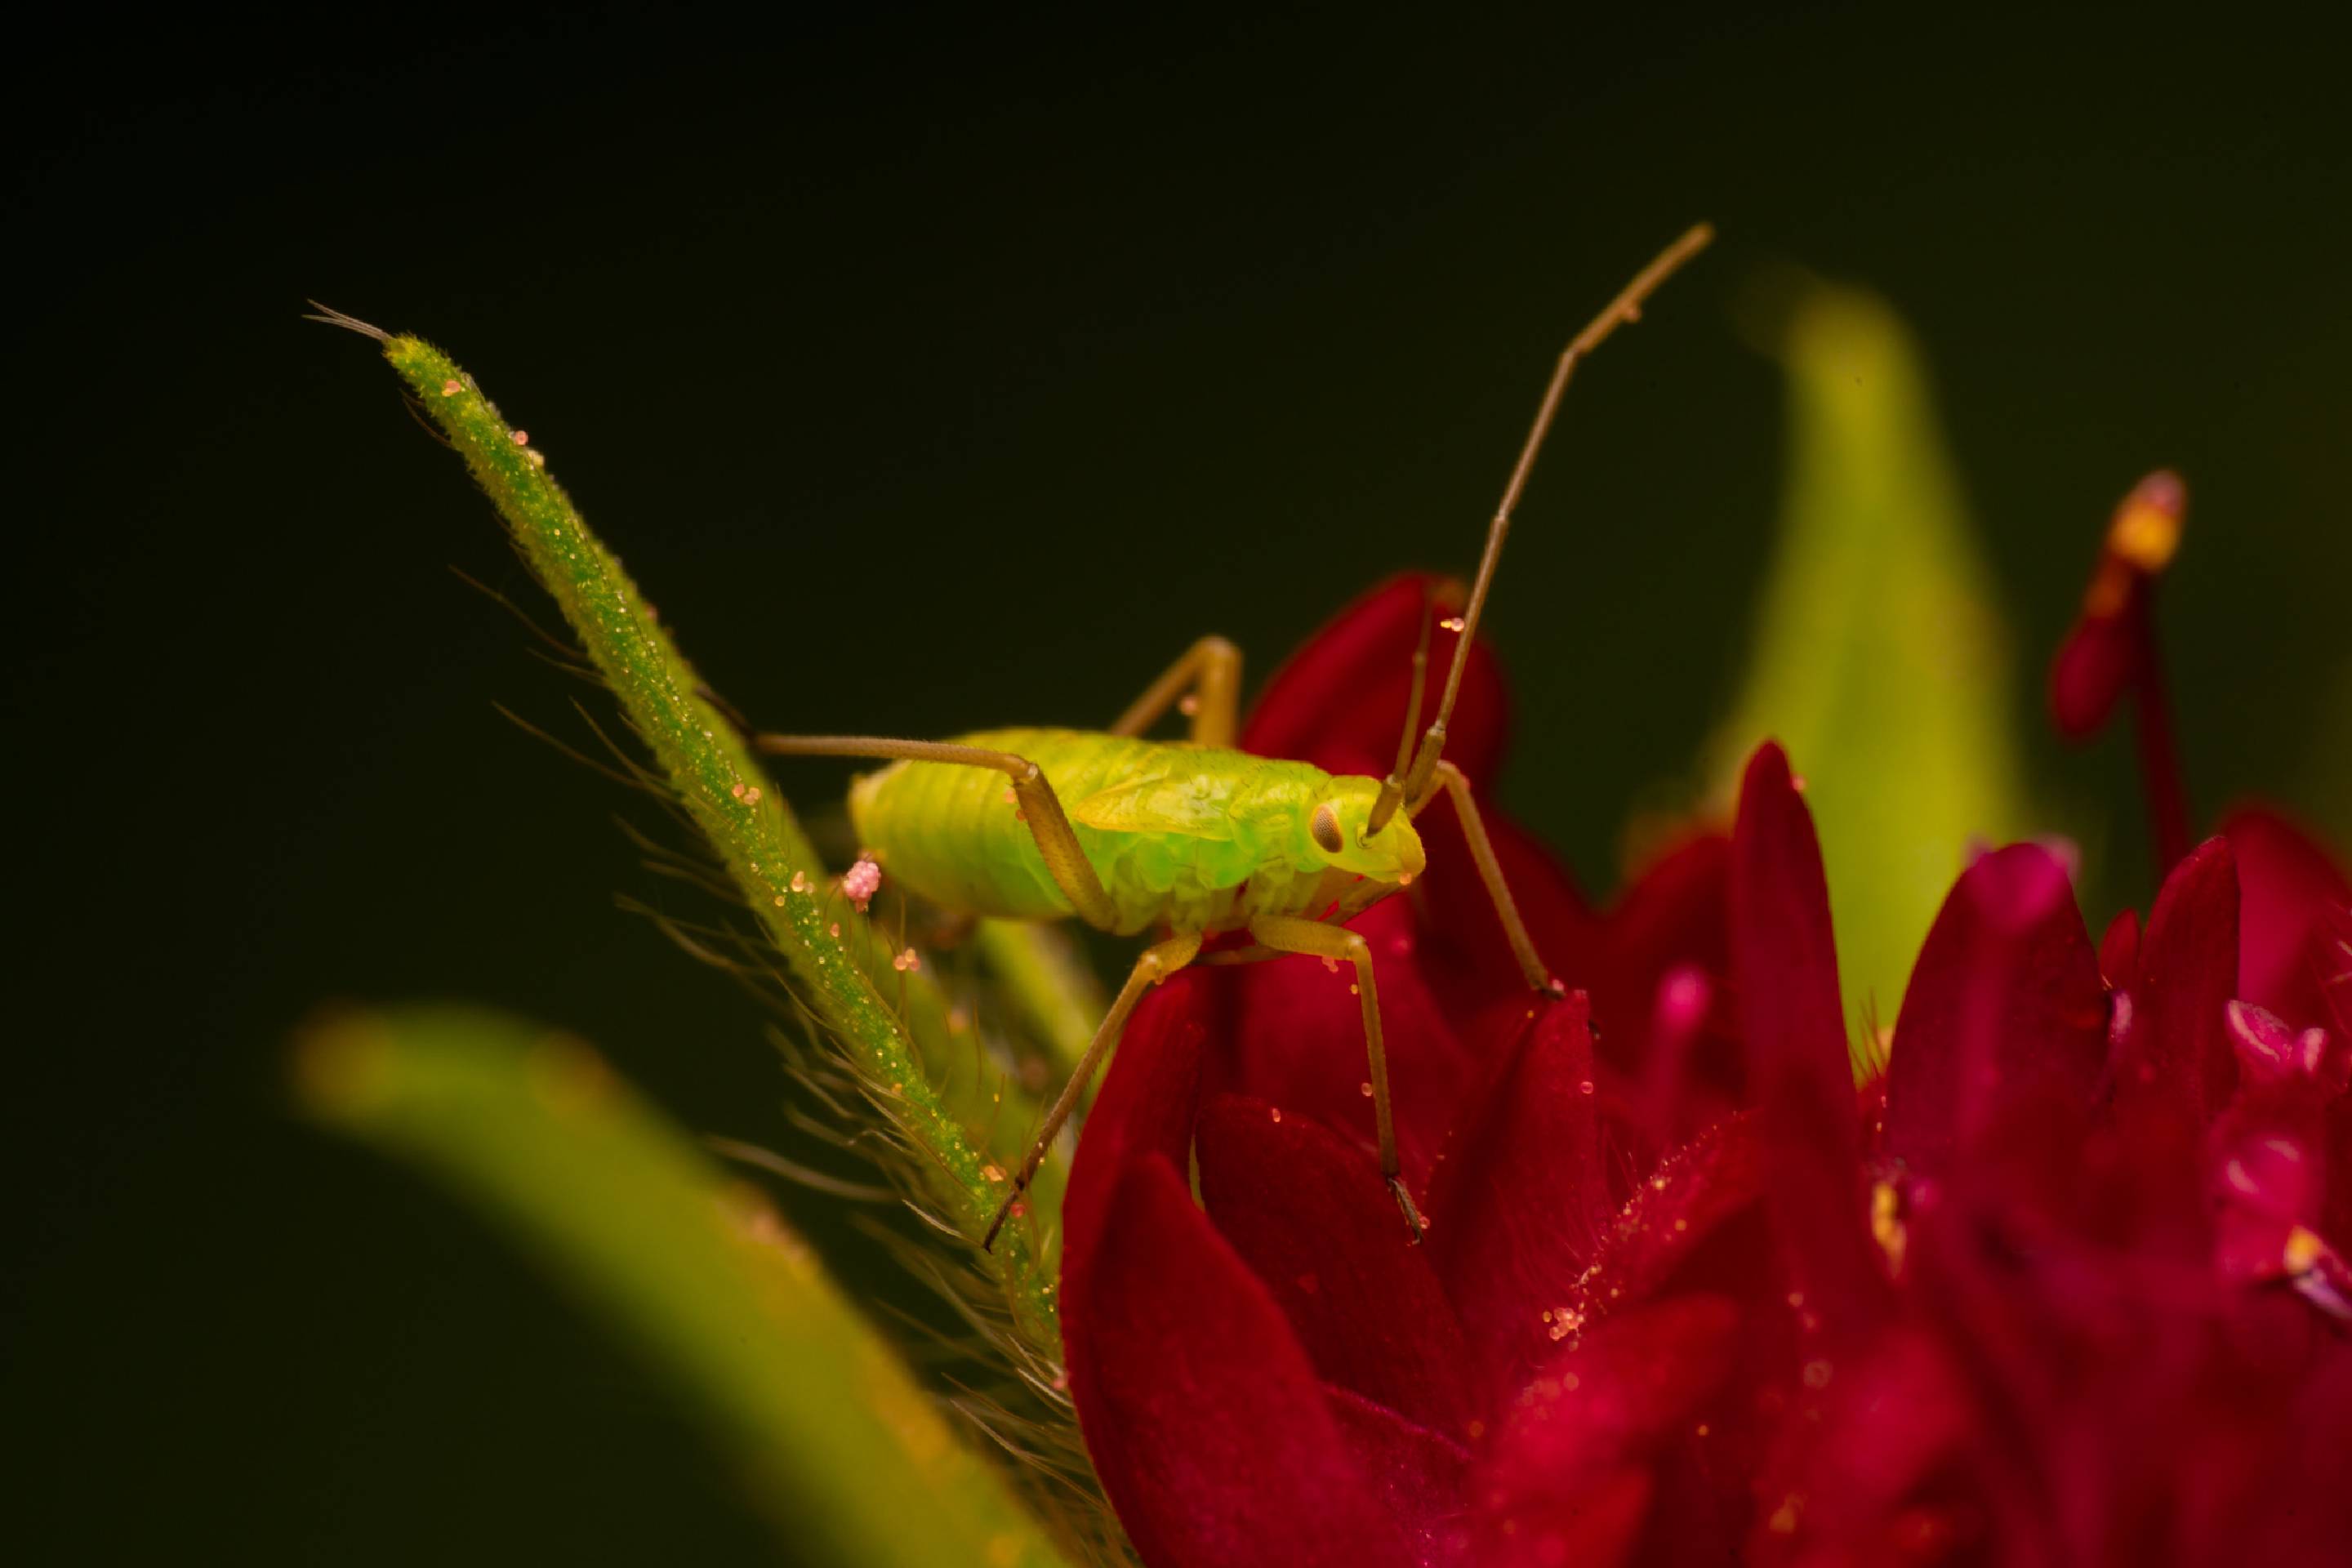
<box><xmin>1711</xmin><ymin>280</ymin><xmax>2026</xmax><ymax>1071</ymax></box>
<box><xmin>296</xmin><ymin>1005</ymin><xmax>1073</xmax><ymax>1568</ymax></box>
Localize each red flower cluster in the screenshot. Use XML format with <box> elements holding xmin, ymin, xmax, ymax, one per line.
<box><xmin>1058</xmin><ymin>562</ymin><xmax>2351</xmax><ymax>1566</ymax></box>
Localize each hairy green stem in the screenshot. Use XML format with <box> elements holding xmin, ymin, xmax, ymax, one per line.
<box><xmin>370</xmin><ymin>332</ymin><xmax>1060</xmax><ymax>1338</ymax></box>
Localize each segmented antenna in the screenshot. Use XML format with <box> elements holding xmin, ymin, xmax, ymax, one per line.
<box><xmin>1365</xmin><ymin>221</ymin><xmax>1715</xmax><ymax>835</ymax></box>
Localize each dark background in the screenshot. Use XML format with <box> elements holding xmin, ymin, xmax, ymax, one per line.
<box><xmin>10</xmin><ymin>5</ymin><xmax>2346</xmax><ymax>1561</ymax></box>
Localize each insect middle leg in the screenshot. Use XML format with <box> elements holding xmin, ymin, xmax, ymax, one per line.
<box><xmin>1107</xmin><ymin>636</ymin><xmax>1242</xmax><ymax>746</ymax></box>
<box><xmin>983</xmin><ymin>929</ymin><xmax>1203</xmax><ymax>1250</ymax></box>
<box><xmin>1244</xmin><ymin>912</ymin><xmax>1426</xmax><ymax>1241</ymax></box>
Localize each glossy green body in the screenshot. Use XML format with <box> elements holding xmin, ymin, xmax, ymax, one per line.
<box><xmin>848</xmin><ymin>728</ymin><xmax>1427</xmax><ymax>937</ymax></box>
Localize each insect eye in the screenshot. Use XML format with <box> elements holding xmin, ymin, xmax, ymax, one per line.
<box><xmin>1309</xmin><ymin>803</ymin><xmax>1345</xmax><ymax>855</ymax></box>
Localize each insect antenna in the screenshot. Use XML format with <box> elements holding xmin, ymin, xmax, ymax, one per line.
<box><xmin>1365</xmin><ymin>221</ymin><xmax>1715</xmax><ymax>834</ymax></box>
<box><xmin>1385</xmin><ymin>584</ymin><xmax>1440</xmax><ymax>788</ymax></box>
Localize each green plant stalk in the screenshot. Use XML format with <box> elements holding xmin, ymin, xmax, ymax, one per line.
<box><xmin>977</xmin><ymin>920</ymin><xmax>1110</xmax><ymax>1078</ymax></box>
<box><xmin>375</xmin><ymin>334</ymin><xmax>1060</xmax><ymax>1337</ymax></box>
<box><xmin>296</xmin><ymin>1005</ymin><xmax>1072</xmax><ymax>1568</ymax></box>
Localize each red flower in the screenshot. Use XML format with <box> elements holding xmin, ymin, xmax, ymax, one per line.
<box><xmin>1058</xmin><ymin>556</ymin><xmax>2352</xmax><ymax>1566</ymax></box>
<box><xmin>1060</xmin><ymin>577</ymin><xmax>1766</xmax><ymax>1566</ymax></box>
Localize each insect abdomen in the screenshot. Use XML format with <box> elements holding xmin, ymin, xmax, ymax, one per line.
<box><xmin>846</xmin><ymin>728</ymin><xmax>1328</xmax><ymax>935</ymax></box>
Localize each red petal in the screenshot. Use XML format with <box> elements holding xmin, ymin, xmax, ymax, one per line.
<box><xmin>2123</xmin><ymin>835</ymin><xmax>2241</xmax><ymax>1125</ymax></box>
<box><xmin>1220</xmin><ymin>897</ymin><xmax>1492</xmax><ymax>1192</ymax></box>
<box><xmin>2221</xmin><ymin>805</ymin><xmax>2352</xmax><ymax>1031</ymax></box>
<box><xmin>1482</xmin><ymin>1294</ymin><xmax>1742</xmax><ymax>1483</ymax></box>
<box><xmin>2098</xmin><ymin>907</ymin><xmax>2141</xmax><ymax>988</ymax></box>
<box><xmin>1576</xmin><ymin>1112</ymin><xmax>1769</xmax><ymax>1311</ymax></box>
<box><xmin>1468</xmin><ymin>1466</ymin><xmax>1654</xmax><ymax>1568</ymax></box>
<box><xmin>1423</xmin><ymin>994</ymin><xmax>1608</xmax><ymax>1398</ymax></box>
<box><xmin>1730</xmin><ymin>742</ymin><xmax>1889</xmax><ymax>1339</ymax></box>
<box><xmin>1744</xmin><ymin>1326</ymin><xmax>1986</xmax><ymax>1566</ymax></box>
<box><xmin>1592</xmin><ymin>833</ymin><xmax>1741</xmax><ymax>1146</ymax></box>
<box><xmin>1883</xmin><ymin>844</ymin><xmax>2109</xmax><ymax>1177</ymax></box>
<box><xmin>1062</xmin><ymin>1156</ymin><xmax>1414</xmax><ymax>1568</ymax></box>
<box><xmin>1196</xmin><ymin>1092</ymin><xmax>1477</xmax><ymax>1437</ymax></box>
<box><xmin>1471</xmin><ymin>1299</ymin><xmax>1744</xmax><ymax>1568</ymax></box>
<box><xmin>1325</xmin><ymin>1387</ymin><xmax>1475</xmax><ymax>1568</ymax></box>
<box><xmin>1411</xmin><ymin>786</ymin><xmax>1598</xmax><ymax>1016</ymax></box>
<box><xmin>1241</xmin><ymin>573</ymin><xmax>1510</xmax><ymax>785</ymax></box>
<box><xmin>1064</xmin><ymin>969</ymin><xmax>1219</xmax><ymax>1273</ymax></box>
<box><xmin>1572</xmin><ymin>1113</ymin><xmax>1793</xmax><ymax>1548</ymax></box>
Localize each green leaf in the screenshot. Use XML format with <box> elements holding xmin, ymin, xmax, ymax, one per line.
<box><xmin>295</xmin><ymin>1005</ymin><xmax>1074</xmax><ymax>1567</ymax></box>
<box><xmin>1710</xmin><ymin>280</ymin><xmax>2026</xmax><ymax>1073</ymax></box>
<box><xmin>337</xmin><ymin>323</ymin><xmax>1064</xmax><ymax>1340</ymax></box>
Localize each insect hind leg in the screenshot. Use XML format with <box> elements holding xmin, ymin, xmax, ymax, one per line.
<box><xmin>750</xmin><ymin>733</ymin><xmax>1123</xmax><ymax>932</ymax></box>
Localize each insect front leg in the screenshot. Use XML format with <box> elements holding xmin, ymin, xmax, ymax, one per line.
<box><xmin>1107</xmin><ymin>636</ymin><xmax>1243</xmax><ymax>746</ymax></box>
<box><xmin>1245</xmin><ymin>912</ymin><xmax>1426</xmax><ymax>1243</ymax></box>
<box><xmin>1412</xmin><ymin>760</ymin><xmax>1566</xmax><ymax>996</ymax></box>
<box><xmin>983</xmin><ymin>929</ymin><xmax>1203</xmax><ymax>1250</ymax></box>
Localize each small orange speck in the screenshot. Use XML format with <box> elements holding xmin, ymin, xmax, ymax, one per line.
<box><xmin>829</xmin><ymin>922</ymin><xmax>841</xmax><ymax>938</ymax></box>
<box><xmin>982</xmin><ymin>1164</ymin><xmax>1005</xmax><ymax>1183</ymax></box>
<box><xmin>1441</xmin><ymin>615</ymin><xmax>1466</xmax><ymax>632</ymax></box>
<box><xmin>772</xmin><ymin>894</ymin><xmax>786</xmax><ymax>906</ymax></box>
<box><xmin>1178</xmin><ymin>693</ymin><xmax>1200</xmax><ymax>716</ymax></box>
<box><xmin>440</xmin><ymin>379</ymin><xmax>462</xmax><ymax>397</ymax></box>
<box><xmin>789</xmin><ymin>871</ymin><xmax>808</xmax><ymax>893</ymax></box>
<box><xmin>1348</xmin><ymin>983</ymin><xmax>1360</xmax><ymax>996</ymax></box>
<box><xmin>731</xmin><ymin>782</ymin><xmax>746</xmax><ymax>799</ymax></box>
<box><xmin>743</xmin><ymin>786</ymin><xmax>762</xmax><ymax>804</ymax></box>
<box><xmin>1359</xmin><ymin>1080</ymin><xmax>1374</xmax><ymax>1098</ymax></box>
<box><xmin>510</xmin><ymin>429</ymin><xmax>529</xmax><ymax>445</ymax></box>
<box><xmin>1269</xmin><ymin>1107</ymin><xmax>1282</xmax><ymax>1122</ymax></box>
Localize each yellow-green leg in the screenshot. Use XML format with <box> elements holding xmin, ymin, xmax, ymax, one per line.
<box><xmin>1108</xmin><ymin>635</ymin><xmax>1243</xmax><ymax>746</ymax></box>
<box><xmin>983</xmin><ymin>929</ymin><xmax>1203</xmax><ymax>1250</ymax></box>
<box><xmin>750</xmin><ymin>734</ymin><xmax>1122</xmax><ymax>931</ymax></box>
<box><xmin>1245</xmin><ymin>912</ymin><xmax>1426</xmax><ymax>1241</ymax></box>
<box><xmin>1413</xmin><ymin>759</ymin><xmax>1565</xmax><ymax>996</ymax></box>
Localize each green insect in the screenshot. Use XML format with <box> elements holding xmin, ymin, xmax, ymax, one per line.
<box><xmin>755</xmin><ymin>225</ymin><xmax>1713</xmax><ymax>1249</ymax></box>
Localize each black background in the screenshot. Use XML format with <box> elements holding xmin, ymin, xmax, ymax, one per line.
<box><xmin>11</xmin><ymin>5</ymin><xmax>2347</xmax><ymax>1561</ymax></box>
